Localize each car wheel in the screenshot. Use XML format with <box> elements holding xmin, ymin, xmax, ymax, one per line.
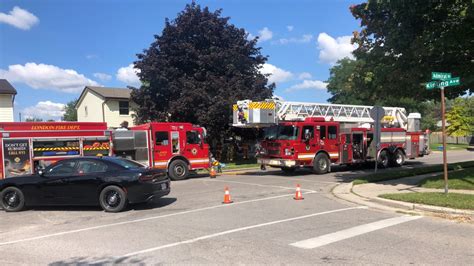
<box><xmin>1</xmin><ymin>187</ymin><xmax>25</xmax><ymax>212</ymax></box>
<box><xmin>281</xmin><ymin>167</ymin><xmax>296</xmax><ymax>174</ymax></box>
<box><xmin>313</xmin><ymin>153</ymin><xmax>330</xmax><ymax>174</ymax></box>
<box><xmin>391</xmin><ymin>149</ymin><xmax>405</xmax><ymax>167</ymax></box>
<box><xmin>99</xmin><ymin>185</ymin><xmax>127</xmax><ymax>213</ymax></box>
<box><xmin>168</xmin><ymin>159</ymin><xmax>189</xmax><ymax>181</ymax></box>
<box><xmin>378</xmin><ymin>150</ymin><xmax>390</xmax><ymax>168</ymax></box>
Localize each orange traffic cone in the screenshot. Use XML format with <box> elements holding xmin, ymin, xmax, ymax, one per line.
<box><xmin>293</xmin><ymin>184</ymin><xmax>304</xmax><ymax>200</ymax></box>
<box><xmin>222</xmin><ymin>187</ymin><xmax>233</xmax><ymax>204</ymax></box>
<box><xmin>210</xmin><ymin>167</ymin><xmax>217</xmax><ymax>178</ymax></box>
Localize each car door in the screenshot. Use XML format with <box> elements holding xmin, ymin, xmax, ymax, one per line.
<box><xmin>38</xmin><ymin>160</ymin><xmax>78</xmax><ymax>204</ymax></box>
<box><xmin>68</xmin><ymin>160</ymin><xmax>108</xmax><ymax>205</ymax></box>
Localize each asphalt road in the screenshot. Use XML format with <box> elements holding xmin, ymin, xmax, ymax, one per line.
<box><xmin>0</xmin><ymin>150</ymin><xmax>473</xmax><ymax>265</ymax></box>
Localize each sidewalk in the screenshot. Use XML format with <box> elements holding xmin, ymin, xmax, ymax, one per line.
<box><xmin>332</xmin><ymin>172</ymin><xmax>474</xmax><ymax>218</ymax></box>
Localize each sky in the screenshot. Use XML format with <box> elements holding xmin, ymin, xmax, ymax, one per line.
<box><xmin>0</xmin><ymin>0</ymin><xmax>361</xmax><ymax>121</ymax></box>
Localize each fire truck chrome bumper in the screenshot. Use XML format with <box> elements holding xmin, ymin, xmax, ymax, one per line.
<box><xmin>258</xmin><ymin>158</ymin><xmax>296</xmax><ymax>167</ymax></box>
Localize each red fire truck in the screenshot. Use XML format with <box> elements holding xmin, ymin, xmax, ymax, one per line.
<box><xmin>112</xmin><ymin>122</ymin><xmax>210</xmax><ymax>180</ymax></box>
<box><xmin>233</xmin><ymin>100</ymin><xmax>429</xmax><ymax>174</ymax></box>
<box><xmin>0</xmin><ymin>122</ymin><xmax>112</xmax><ymax>179</ymax></box>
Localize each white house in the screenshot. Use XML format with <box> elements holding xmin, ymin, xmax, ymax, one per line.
<box><xmin>75</xmin><ymin>86</ymin><xmax>137</xmax><ymax>128</ymax></box>
<box><xmin>0</xmin><ymin>79</ymin><xmax>17</xmax><ymax>122</ymax></box>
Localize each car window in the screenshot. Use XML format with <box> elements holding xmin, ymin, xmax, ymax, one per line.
<box><xmin>108</xmin><ymin>158</ymin><xmax>146</xmax><ymax>169</ymax></box>
<box><xmin>77</xmin><ymin>160</ymin><xmax>108</xmax><ymax>174</ymax></box>
<box><xmin>186</xmin><ymin>130</ymin><xmax>201</xmax><ymax>144</ymax></box>
<box><xmin>46</xmin><ymin>161</ymin><xmax>78</xmax><ymax>177</ymax></box>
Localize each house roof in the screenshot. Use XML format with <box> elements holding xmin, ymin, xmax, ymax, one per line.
<box><xmin>75</xmin><ymin>86</ymin><xmax>132</xmax><ymax>109</ymax></box>
<box><xmin>0</xmin><ymin>79</ymin><xmax>17</xmax><ymax>95</ymax></box>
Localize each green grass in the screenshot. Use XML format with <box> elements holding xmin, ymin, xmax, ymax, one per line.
<box><xmin>420</xmin><ymin>168</ymin><xmax>474</xmax><ymax>190</ymax></box>
<box><xmin>352</xmin><ymin>161</ymin><xmax>474</xmax><ymax>185</ymax></box>
<box><xmin>380</xmin><ymin>192</ymin><xmax>474</xmax><ymax>210</ymax></box>
<box><xmin>429</xmin><ymin>143</ymin><xmax>469</xmax><ymax>151</ymax></box>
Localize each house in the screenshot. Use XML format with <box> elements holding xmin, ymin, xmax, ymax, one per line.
<box><xmin>0</xmin><ymin>79</ymin><xmax>17</xmax><ymax>122</ymax></box>
<box><xmin>75</xmin><ymin>86</ymin><xmax>137</xmax><ymax>128</ymax></box>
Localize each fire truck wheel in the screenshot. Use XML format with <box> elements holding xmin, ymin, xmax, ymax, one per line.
<box><xmin>313</xmin><ymin>153</ymin><xmax>330</xmax><ymax>174</ymax></box>
<box><xmin>391</xmin><ymin>149</ymin><xmax>405</xmax><ymax>167</ymax></box>
<box><xmin>1</xmin><ymin>187</ymin><xmax>25</xmax><ymax>212</ymax></box>
<box><xmin>169</xmin><ymin>159</ymin><xmax>189</xmax><ymax>180</ymax></box>
<box><xmin>99</xmin><ymin>185</ymin><xmax>128</xmax><ymax>213</ymax></box>
<box><xmin>378</xmin><ymin>150</ymin><xmax>390</xmax><ymax>168</ymax></box>
<box><xmin>281</xmin><ymin>167</ymin><xmax>296</xmax><ymax>174</ymax></box>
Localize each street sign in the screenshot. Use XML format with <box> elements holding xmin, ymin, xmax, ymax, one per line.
<box><xmin>369</xmin><ymin>106</ymin><xmax>385</xmax><ymax>121</ymax></box>
<box><xmin>432</xmin><ymin>72</ymin><xmax>451</xmax><ymax>80</ymax></box>
<box><xmin>425</xmin><ymin>81</ymin><xmax>438</xmax><ymax>90</ymax></box>
<box><xmin>370</xmin><ymin>106</ymin><xmax>384</xmax><ymax>173</ymax></box>
<box><xmin>438</xmin><ymin>77</ymin><xmax>460</xmax><ymax>87</ymax></box>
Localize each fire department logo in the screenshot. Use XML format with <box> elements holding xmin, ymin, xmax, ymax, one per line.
<box><xmin>305</xmin><ymin>145</ymin><xmax>310</xmax><ymax>151</ymax></box>
<box><xmin>319</xmin><ymin>140</ymin><xmax>325</xmax><ymax>146</ymax></box>
<box><xmin>191</xmin><ymin>148</ymin><xmax>198</xmax><ymax>155</ymax></box>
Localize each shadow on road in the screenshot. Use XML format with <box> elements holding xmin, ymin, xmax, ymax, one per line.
<box><xmin>48</xmin><ymin>255</ymin><xmax>145</xmax><ymax>265</ymax></box>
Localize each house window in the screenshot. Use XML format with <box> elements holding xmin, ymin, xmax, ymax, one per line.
<box><xmin>119</xmin><ymin>101</ymin><xmax>129</xmax><ymax>115</ymax></box>
<box><xmin>85</xmin><ymin>106</ymin><xmax>88</xmax><ymax>117</ymax></box>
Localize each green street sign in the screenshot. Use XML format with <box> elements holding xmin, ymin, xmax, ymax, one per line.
<box><xmin>426</xmin><ymin>81</ymin><xmax>438</xmax><ymax>90</ymax></box>
<box><xmin>438</xmin><ymin>77</ymin><xmax>460</xmax><ymax>87</ymax></box>
<box><xmin>432</xmin><ymin>72</ymin><xmax>451</xmax><ymax>80</ymax></box>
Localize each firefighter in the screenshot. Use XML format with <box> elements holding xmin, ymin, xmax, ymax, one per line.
<box><xmin>116</xmin><ymin>121</ymin><xmax>129</xmax><ymax>131</ymax></box>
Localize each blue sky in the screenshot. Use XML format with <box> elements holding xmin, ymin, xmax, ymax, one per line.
<box><xmin>0</xmin><ymin>0</ymin><xmax>360</xmax><ymax>121</ymax></box>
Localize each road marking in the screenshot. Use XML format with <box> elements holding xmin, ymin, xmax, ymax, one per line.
<box><xmin>0</xmin><ymin>191</ymin><xmax>317</xmax><ymax>246</ymax></box>
<box><xmin>255</xmin><ymin>175</ymin><xmax>339</xmax><ymax>184</ymax></box>
<box><xmin>289</xmin><ymin>215</ymin><xmax>422</xmax><ymax>249</ymax></box>
<box><xmin>103</xmin><ymin>206</ymin><xmax>368</xmax><ymax>263</ymax></box>
<box><xmin>206</xmin><ymin>179</ymin><xmax>318</xmax><ymax>192</ymax></box>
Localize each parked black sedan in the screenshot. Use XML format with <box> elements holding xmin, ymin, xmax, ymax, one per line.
<box><xmin>0</xmin><ymin>157</ymin><xmax>170</xmax><ymax>212</ymax></box>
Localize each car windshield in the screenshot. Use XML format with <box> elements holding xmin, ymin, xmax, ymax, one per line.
<box><xmin>264</xmin><ymin>125</ymin><xmax>299</xmax><ymax>140</ymax></box>
<box><xmin>108</xmin><ymin>158</ymin><xmax>147</xmax><ymax>169</ymax></box>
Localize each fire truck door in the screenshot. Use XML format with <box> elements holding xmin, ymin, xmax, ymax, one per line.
<box><xmin>299</xmin><ymin>125</ymin><xmax>318</xmax><ymax>163</ymax></box>
<box><xmin>153</xmin><ymin>131</ymin><xmax>171</xmax><ymax>169</ymax></box>
<box><xmin>325</xmin><ymin>125</ymin><xmax>340</xmax><ymax>162</ymax></box>
<box><xmin>341</xmin><ymin>134</ymin><xmax>352</xmax><ymax>163</ymax></box>
<box><xmin>185</xmin><ymin>130</ymin><xmax>208</xmax><ymax>168</ymax></box>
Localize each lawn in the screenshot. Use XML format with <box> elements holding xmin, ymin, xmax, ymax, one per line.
<box><xmin>420</xmin><ymin>168</ymin><xmax>474</xmax><ymax>190</ymax></box>
<box><xmin>429</xmin><ymin>143</ymin><xmax>469</xmax><ymax>151</ymax></box>
<box><xmin>380</xmin><ymin>192</ymin><xmax>474</xmax><ymax>210</ymax></box>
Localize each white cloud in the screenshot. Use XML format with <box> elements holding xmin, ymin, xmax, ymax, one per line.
<box><xmin>0</xmin><ymin>62</ymin><xmax>100</xmax><ymax>93</ymax></box>
<box><xmin>286</xmin><ymin>80</ymin><xmax>327</xmax><ymax>92</ymax></box>
<box><xmin>86</xmin><ymin>54</ymin><xmax>98</xmax><ymax>60</ymax></box>
<box><xmin>93</xmin><ymin>72</ymin><xmax>112</xmax><ymax>81</ymax></box>
<box><xmin>258</xmin><ymin>27</ymin><xmax>273</xmax><ymax>42</ymax></box>
<box><xmin>286</xmin><ymin>25</ymin><xmax>294</xmax><ymax>32</ymax></box>
<box><xmin>276</xmin><ymin>34</ymin><xmax>313</xmax><ymax>45</ymax></box>
<box><xmin>0</xmin><ymin>6</ymin><xmax>39</xmax><ymax>30</ymax></box>
<box><xmin>298</xmin><ymin>72</ymin><xmax>312</xmax><ymax>80</ymax></box>
<box><xmin>22</xmin><ymin>101</ymin><xmax>66</xmax><ymax>121</ymax></box>
<box><xmin>317</xmin><ymin>32</ymin><xmax>357</xmax><ymax>65</ymax></box>
<box><xmin>116</xmin><ymin>64</ymin><xmax>141</xmax><ymax>86</ymax></box>
<box><xmin>259</xmin><ymin>63</ymin><xmax>293</xmax><ymax>84</ymax></box>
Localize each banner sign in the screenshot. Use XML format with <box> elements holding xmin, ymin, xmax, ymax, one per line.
<box><xmin>3</xmin><ymin>139</ymin><xmax>31</xmax><ymax>178</ymax></box>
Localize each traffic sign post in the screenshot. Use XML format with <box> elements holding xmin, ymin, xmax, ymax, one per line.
<box><xmin>426</xmin><ymin>72</ymin><xmax>461</xmax><ymax>194</ymax></box>
<box><xmin>370</xmin><ymin>106</ymin><xmax>384</xmax><ymax>173</ymax></box>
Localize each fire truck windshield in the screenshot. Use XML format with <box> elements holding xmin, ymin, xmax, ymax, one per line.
<box><xmin>264</xmin><ymin>125</ymin><xmax>299</xmax><ymax>140</ymax></box>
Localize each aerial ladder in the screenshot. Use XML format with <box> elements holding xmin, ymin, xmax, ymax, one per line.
<box><xmin>233</xmin><ymin>99</ymin><xmax>421</xmax><ymax>132</ymax></box>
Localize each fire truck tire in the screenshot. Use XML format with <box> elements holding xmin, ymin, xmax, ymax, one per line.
<box><xmin>313</xmin><ymin>153</ymin><xmax>330</xmax><ymax>174</ymax></box>
<box><xmin>390</xmin><ymin>149</ymin><xmax>405</xmax><ymax>167</ymax></box>
<box><xmin>281</xmin><ymin>167</ymin><xmax>296</xmax><ymax>174</ymax></box>
<box><xmin>1</xmin><ymin>186</ymin><xmax>25</xmax><ymax>212</ymax></box>
<box><xmin>378</xmin><ymin>150</ymin><xmax>390</xmax><ymax>168</ymax></box>
<box><xmin>169</xmin><ymin>160</ymin><xmax>189</xmax><ymax>180</ymax></box>
<box><xmin>99</xmin><ymin>185</ymin><xmax>128</xmax><ymax>213</ymax></box>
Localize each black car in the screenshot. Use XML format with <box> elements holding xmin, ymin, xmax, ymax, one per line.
<box><xmin>0</xmin><ymin>157</ymin><xmax>170</xmax><ymax>212</ymax></box>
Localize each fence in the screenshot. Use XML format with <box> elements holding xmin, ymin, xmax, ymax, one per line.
<box><xmin>429</xmin><ymin>132</ymin><xmax>473</xmax><ymax>145</ymax></box>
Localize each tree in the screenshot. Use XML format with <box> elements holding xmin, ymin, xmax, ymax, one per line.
<box><xmin>25</xmin><ymin>117</ymin><xmax>43</xmax><ymax>122</ymax></box>
<box><xmin>131</xmin><ymin>3</ymin><xmax>273</xmax><ymax>144</ymax></box>
<box><xmin>62</xmin><ymin>99</ymin><xmax>78</xmax><ymax>121</ymax></box>
<box><xmin>328</xmin><ymin>1</ymin><xmax>473</xmax><ymax>109</ymax></box>
<box><xmin>446</xmin><ymin>97</ymin><xmax>473</xmax><ymax>139</ymax></box>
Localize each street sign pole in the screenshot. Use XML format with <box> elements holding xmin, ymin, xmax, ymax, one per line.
<box><xmin>370</xmin><ymin>106</ymin><xmax>384</xmax><ymax>173</ymax></box>
<box><xmin>440</xmin><ymin>87</ymin><xmax>449</xmax><ymax>194</ymax></box>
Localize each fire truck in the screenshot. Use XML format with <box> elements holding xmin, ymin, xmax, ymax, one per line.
<box><xmin>0</xmin><ymin>122</ymin><xmax>112</xmax><ymax>179</ymax></box>
<box><xmin>112</xmin><ymin>122</ymin><xmax>210</xmax><ymax>180</ymax></box>
<box><xmin>233</xmin><ymin>99</ymin><xmax>429</xmax><ymax>174</ymax></box>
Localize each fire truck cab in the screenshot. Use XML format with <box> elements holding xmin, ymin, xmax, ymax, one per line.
<box><xmin>0</xmin><ymin>122</ymin><xmax>112</xmax><ymax>179</ymax></box>
<box><xmin>112</xmin><ymin>122</ymin><xmax>210</xmax><ymax>180</ymax></box>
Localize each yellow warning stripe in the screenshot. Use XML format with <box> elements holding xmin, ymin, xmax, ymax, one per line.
<box><xmin>84</xmin><ymin>147</ymin><xmax>109</xmax><ymax>150</ymax></box>
<box><xmin>34</xmin><ymin>147</ymin><xmax>79</xmax><ymax>151</ymax></box>
<box><xmin>233</xmin><ymin>104</ymin><xmax>238</xmax><ymax>111</ymax></box>
<box><xmin>249</xmin><ymin>102</ymin><xmax>275</xmax><ymax>110</ymax></box>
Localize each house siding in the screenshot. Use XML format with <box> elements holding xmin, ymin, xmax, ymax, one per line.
<box><xmin>104</xmin><ymin>99</ymin><xmax>136</xmax><ymax>128</ymax></box>
<box><xmin>76</xmin><ymin>91</ymin><xmax>104</xmax><ymax>123</ymax></box>
<box><xmin>0</xmin><ymin>95</ymin><xmax>14</xmax><ymax>122</ymax></box>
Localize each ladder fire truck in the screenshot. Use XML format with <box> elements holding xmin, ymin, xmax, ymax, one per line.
<box><xmin>233</xmin><ymin>99</ymin><xmax>429</xmax><ymax>174</ymax></box>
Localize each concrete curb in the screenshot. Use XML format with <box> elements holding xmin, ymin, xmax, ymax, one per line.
<box><xmin>332</xmin><ymin>181</ymin><xmax>474</xmax><ymax>219</ymax></box>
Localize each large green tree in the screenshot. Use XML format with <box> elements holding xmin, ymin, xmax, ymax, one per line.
<box><xmin>131</xmin><ymin>3</ymin><xmax>273</xmax><ymax>143</ymax></box>
<box><xmin>62</xmin><ymin>99</ymin><xmax>78</xmax><ymax>121</ymax></box>
<box><xmin>328</xmin><ymin>1</ymin><xmax>473</xmax><ymax>110</ymax></box>
<box><xmin>446</xmin><ymin>97</ymin><xmax>474</xmax><ymax>138</ymax></box>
